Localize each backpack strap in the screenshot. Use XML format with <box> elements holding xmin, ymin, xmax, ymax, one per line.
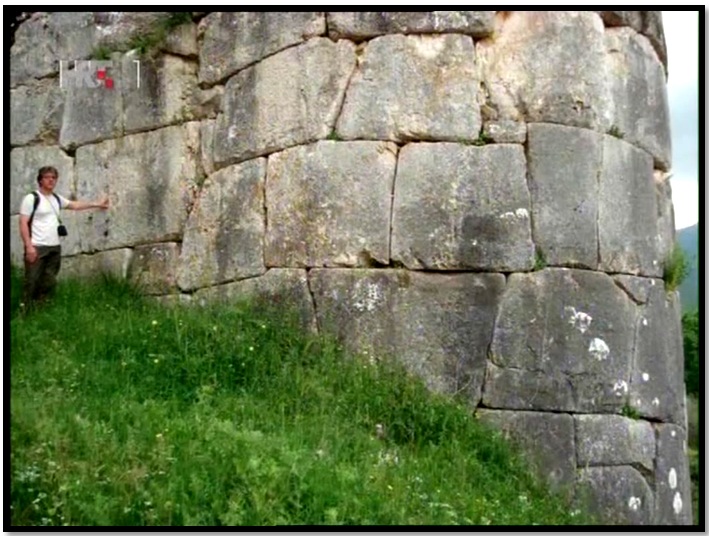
<box><xmin>28</xmin><ymin>191</ymin><xmax>40</xmax><ymax>237</ymax></box>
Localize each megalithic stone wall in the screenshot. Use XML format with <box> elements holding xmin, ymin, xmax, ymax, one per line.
<box><xmin>10</xmin><ymin>11</ymin><xmax>691</xmax><ymax>525</ymax></box>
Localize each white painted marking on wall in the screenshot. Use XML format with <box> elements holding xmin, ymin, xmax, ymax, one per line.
<box><xmin>652</xmin><ymin>397</ymin><xmax>660</xmax><ymax>407</ymax></box>
<box><xmin>588</xmin><ymin>338</ymin><xmax>610</xmax><ymax>361</ymax></box>
<box><xmin>668</xmin><ymin>468</ymin><xmax>678</xmax><ymax>490</ymax></box>
<box><xmin>642</xmin><ymin>318</ymin><xmax>648</xmax><ymax>326</ymax></box>
<box><xmin>673</xmin><ymin>492</ymin><xmax>683</xmax><ymax>515</ymax></box>
<box><xmin>613</xmin><ymin>380</ymin><xmax>628</xmax><ymax>397</ymax></box>
<box><xmin>628</xmin><ymin>496</ymin><xmax>641</xmax><ymax>511</ymax></box>
<box><xmin>565</xmin><ymin>306</ymin><xmax>593</xmax><ymax>333</ymax></box>
<box><xmin>671</xmin><ymin>430</ymin><xmax>676</xmax><ymax>438</ymax></box>
<box><xmin>642</xmin><ymin>372</ymin><xmax>650</xmax><ymax>382</ymax></box>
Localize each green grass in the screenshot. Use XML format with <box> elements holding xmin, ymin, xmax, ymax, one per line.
<box><xmin>10</xmin><ymin>268</ymin><xmax>595</xmax><ymax>526</ymax></box>
<box><xmin>90</xmin><ymin>12</ymin><xmax>193</xmax><ymax>59</ymax></box>
<box><xmin>663</xmin><ymin>241</ymin><xmax>690</xmax><ymax>292</ymax></box>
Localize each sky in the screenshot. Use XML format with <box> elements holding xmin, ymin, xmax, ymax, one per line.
<box><xmin>663</xmin><ymin>10</ymin><xmax>699</xmax><ymax>230</ymax></box>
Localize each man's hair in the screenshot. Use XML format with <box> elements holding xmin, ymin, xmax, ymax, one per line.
<box><xmin>37</xmin><ymin>166</ymin><xmax>59</xmax><ymax>183</ymax></box>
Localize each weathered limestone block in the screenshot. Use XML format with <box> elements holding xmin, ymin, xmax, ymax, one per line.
<box><xmin>476</xmin><ymin>410</ymin><xmax>576</xmax><ymax>496</ymax></box>
<box><xmin>75</xmin><ymin>123</ymin><xmax>201</xmax><ymax>252</ymax></box>
<box><xmin>198</xmin><ymin>12</ymin><xmax>326</xmax><ymax>86</ymax></box>
<box><xmin>10</xmin><ymin>81</ymin><xmax>64</xmax><ymax>146</ymax></box>
<box><xmin>214</xmin><ymin>38</ymin><xmax>356</xmax><ymax>168</ymax></box>
<box><xmin>123</xmin><ymin>52</ymin><xmax>199</xmax><ymax>134</ymax></box>
<box><xmin>654</xmin><ymin>424</ymin><xmax>693</xmax><ymax>525</ymax></box>
<box><xmin>129</xmin><ymin>242</ymin><xmax>181</xmax><ymax>295</ymax></box>
<box><xmin>605</xmin><ymin>27</ymin><xmax>671</xmax><ymax>170</ymax></box>
<box><xmin>59</xmin><ymin>69</ymin><xmax>123</xmax><ymax>150</ymax></box>
<box><xmin>599</xmin><ymin>135</ymin><xmax>660</xmax><ymax>276</ymax></box>
<box><xmin>9</xmin><ymin>215</ymin><xmax>24</xmax><ymax>267</ymax></box>
<box><xmin>10</xmin><ymin>146</ymin><xmax>74</xmax><ymax>215</ymax></box>
<box><xmin>575</xmin><ymin>414</ymin><xmax>655</xmax><ymax>471</ymax></box>
<box><xmin>484</xmin><ymin>268</ymin><xmax>636</xmax><ymax>413</ymax></box>
<box><xmin>191</xmin><ymin>86</ymin><xmax>223</xmax><ymax>121</ymax></box>
<box><xmin>265</xmin><ymin>141</ymin><xmax>396</xmax><ymax>267</ymax></box>
<box><xmin>58</xmin><ymin>249</ymin><xmax>134</xmax><ymax>281</ymax></box>
<box><xmin>527</xmin><ymin>124</ymin><xmax>601</xmax><ymax>268</ymax></box>
<box><xmin>337</xmin><ymin>34</ymin><xmax>480</xmax><ymax>142</ymax></box>
<box><xmin>93</xmin><ymin>12</ymin><xmax>173</xmax><ymax>49</ymax></box>
<box><xmin>576</xmin><ymin>466</ymin><xmax>654</xmax><ymax>525</ymax></box>
<box><xmin>598</xmin><ymin>11</ymin><xmax>667</xmax><ymax>71</ymax></box>
<box><xmin>655</xmin><ymin>171</ymin><xmax>676</xmax><ymax>263</ymax></box>
<box><xmin>477</xmin><ymin>11</ymin><xmax>611</xmax><ymax>130</ymax></box>
<box><xmin>200</xmin><ymin>119</ymin><xmax>216</xmax><ymax>176</ymax></box>
<box><xmin>310</xmin><ymin>270</ymin><xmax>505</xmax><ymax>403</ymax></box>
<box><xmin>177</xmin><ymin>158</ymin><xmax>266</xmax><ymax>292</ymax></box>
<box><xmin>328</xmin><ymin>11</ymin><xmax>495</xmax><ymax>39</ymax></box>
<box><xmin>392</xmin><ymin>143</ymin><xmax>534</xmax><ymax>271</ymax></box>
<box><xmin>10</xmin><ymin>12</ymin><xmax>95</xmax><ymax>88</ymax></box>
<box><xmin>612</xmin><ymin>275</ymin><xmax>655</xmax><ymax>305</ymax></box>
<box><xmin>629</xmin><ymin>285</ymin><xmax>686</xmax><ymax>425</ymax></box>
<box><xmin>192</xmin><ymin>269</ymin><xmax>317</xmax><ymax>333</ymax></box>
<box><xmin>11</xmin><ymin>12</ymin><xmax>173</xmax><ymax>88</ymax></box>
<box><xmin>163</xmin><ymin>22</ymin><xmax>198</xmax><ymax>57</ymax></box>
<box><xmin>482</xmin><ymin>121</ymin><xmax>526</xmax><ymax>143</ymax></box>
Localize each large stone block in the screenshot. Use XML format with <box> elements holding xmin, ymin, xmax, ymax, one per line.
<box><xmin>59</xmin><ymin>70</ymin><xmax>123</xmax><ymax>150</ymax></box>
<box><xmin>391</xmin><ymin>143</ymin><xmax>534</xmax><ymax>271</ymax></box>
<box><xmin>93</xmin><ymin>12</ymin><xmax>173</xmax><ymax>49</ymax></box>
<box><xmin>605</xmin><ymin>28</ymin><xmax>671</xmax><ymax>170</ymax></box>
<box><xmin>476</xmin><ymin>410</ymin><xmax>576</xmax><ymax>496</ymax></box>
<box><xmin>654</xmin><ymin>424</ymin><xmax>693</xmax><ymax>525</ymax></box>
<box><xmin>122</xmin><ymin>52</ymin><xmax>199</xmax><ymax>134</ymax></box>
<box><xmin>598</xmin><ymin>11</ymin><xmax>667</xmax><ymax>71</ymax></box>
<box><xmin>10</xmin><ymin>147</ymin><xmax>75</xmax><ymax>215</ymax></box>
<box><xmin>655</xmin><ymin>172</ymin><xmax>676</xmax><ymax>263</ymax></box>
<box><xmin>162</xmin><ymin>21</ymin><xmax>198</xmax><ymax>58</ymax></box>
<box><xmin>337</xmin><ymin>34</ymin><xmax>480</xmax><ymax>142</ymax></box>
<box><xmin>328</xmin><ymin>11</ymin><xmax>495</xmax><ymax>39</ymax></box>
<box><xmin>629</xmin><ymin>285</ymin><xmax>685</xmax><ymax>425</ymax></box>
<box><xmin>575</xmin><ymin>414</ymin><xmax>655</xmax><ymax>471</ymax></box>
<box><xmin>10</xmin><ymin>80</ymin><xmax>64</xmax><ymax>147</ymax></box>
<box><xmin>198</xmin><ymin>12</ymin><xmax>325</xmax><ymax>86</ymax></box>
<box><xmin>576</xmin><ymin>466</ymin><xmax>654</xmax><ymax>525</ymax></box>
<box><xmin>177</xmin><ymin>158</ymin><xmax>266</xmax><ymax>291</ymax></box>
<box><xmin>265</xmin><ymin>141</ymin><xmax>396</xmax><ymax>267</ymax></box>
<box><xmin>10</xmin><ymin>12</ymin><xmax>95</xmax><ymax>88</ymax></box>
<box><xmin>478</xmin><ymin>11</ymin><xmax>611</xmax><ymax>130</ymax></box>
<box><xmin>598</xmin><ymin>135</ymin><xmax>659</xmax><ymax>276</ymax></box>
<box><xmin>192</xmin><ymin>269</ymin><xmax>317</xmax><ymax>333</ymax></box>
<box><xmin>310</xmin><ymin>269</ymin><xmax>505</xmax><ymax>403</ymax></box>
<box><xmin>58</xmin><ymin>249</ymin><xmax>134</xmax><ymax>281</ymax></box>
<box><xmin>484</xmin><ymin>268</ymin><xmax>637</xmax><ymax>413</ymax></box>
<box><xmin>612</xmin><ymin>274</ymin><xmax>655</xmax><ymax>305</ymax></box>
<box><xmin>75</xmin><ymin>123</ymin><xmax>201</xmax><ymax>252</ymax></box>
<box><xmin>200</xmin><ymin>119</ymin><xmax>216</xmax><ymax>176</ymax></box>
<box><xmin>129</xmin><ymin>242</ymin><xmax>181</xmax><ymax>295</ymax></box>
<box><xmin>214</xmin><ymin>38</ymin><xmax>356</xmax><ymax>168</ymax></box>
<box><xmin>10</xmin><ymin>12</ymin><xmax>184</xmax><ymax>88</ymax></box>
<box><xmin>527</xmin><ymin>124</ymin><xmax>601</xmax><ymax>269</ymax></box>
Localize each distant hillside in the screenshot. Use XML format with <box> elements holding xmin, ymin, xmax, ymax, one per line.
<box><xmin>677</xmin><ymin>224</ymin><xmax>699</xmax><ymax>312</ymax></box>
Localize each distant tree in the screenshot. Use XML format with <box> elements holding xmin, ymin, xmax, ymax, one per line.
<box><xmin>682</xmin><ymin>309</ymin><xmax>699</xmax><ymax>397</ymax></box>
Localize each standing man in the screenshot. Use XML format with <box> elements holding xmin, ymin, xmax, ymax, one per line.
<box><xmin>18</xmin><ymin>166</ymin><xmax>110</xmax><ymax>309</ymax></box>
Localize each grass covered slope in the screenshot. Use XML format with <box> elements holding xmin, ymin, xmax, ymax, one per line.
<box><xmin>10</xmin><ymin>268</ymin><xmax>593</xmax><ymax>526</ymax></box>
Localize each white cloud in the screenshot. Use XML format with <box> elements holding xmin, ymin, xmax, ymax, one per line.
<box><xmin>663</xmin><ymin>11</ymin><xmax>699</xmax><ymax>230</ymax></box>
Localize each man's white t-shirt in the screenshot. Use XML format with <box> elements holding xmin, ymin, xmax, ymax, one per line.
<box><xmin>19</xmin><ymin>191</ymin><xmax>71</xmax><ymax>247</ymax></box>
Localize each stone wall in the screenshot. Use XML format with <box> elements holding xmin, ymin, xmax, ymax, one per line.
<box><xmin>10</xmin><ymin>11</ymin><xmax>690</xmax><ymax>525</ymax></box>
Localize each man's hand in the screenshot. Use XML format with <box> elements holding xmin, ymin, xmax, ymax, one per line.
<box><xmin>96</xmin><ymin>196</ymin><xmax>110</xmax><ymax>210</ymax></box>
<box><xmin>25</xmin><ymin>245</ymin><xmax>38</xmax><ymax>264</ymax></box>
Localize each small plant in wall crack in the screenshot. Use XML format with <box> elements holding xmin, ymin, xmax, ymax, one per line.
<box><xmin>608</xmin><ymin>125</ymin><xmax>625</xmax><ymax>139</ymax></box>
<box><xmin>533</xmin><ymin>250</ymin><xmax>547</xmax><ymax>271</ymax></box>
<box><xmin>621</xmin><ymin>403</ymin><xmax>641</xmax><ymax>420</ymax></box>
<box><xmin>663</xmin><ymin>241</ymin><xmax>690</xmax><ymax>292</ymax></box>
